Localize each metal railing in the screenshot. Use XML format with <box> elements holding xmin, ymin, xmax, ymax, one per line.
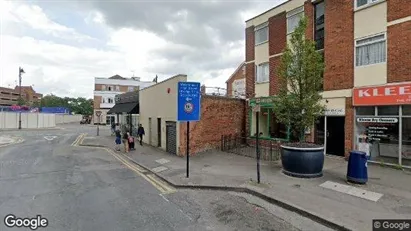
<box><xmin>221</xmin><ymin>135</ymin><xmax>282</xmax><ymax>161</ymax></box>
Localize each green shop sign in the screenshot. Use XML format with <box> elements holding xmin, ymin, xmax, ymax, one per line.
<box><xmin>249</xmin><ymin>96</ymin><xmax>276</xmax><ymax>107</ymax></box>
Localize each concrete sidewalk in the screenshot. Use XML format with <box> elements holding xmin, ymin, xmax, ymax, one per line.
<box><xmin>81</xmin><ymin>135</ymin><xmax>411</xmax><ymax>231</ymax></box>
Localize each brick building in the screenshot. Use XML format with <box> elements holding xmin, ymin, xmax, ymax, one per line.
<box><xmin>93</xmin><ymin>75</ymin><xmax>155</xmax><ymax>125</ymax></box>
<box><xmin>139</xmin><ymin>74</ymin><xmax>245</xmax><ymax>156</ymax></box>
<box><xmin>0</xmin><ymin>86</ymin><xmax>42</xmax><ymax>106</ymax></box>
<box><xmin>245</xmin><ymin>0</ymin><xmax>411</xmax><ymax>167</ymax></box>
<box><xmin>226</xmin><ymin>62</ymin><xmax>246</xmax><ymax>98</ymax></box>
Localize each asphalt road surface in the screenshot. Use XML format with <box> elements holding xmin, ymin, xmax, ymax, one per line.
<box><xmin>0</xmin><ymin>124</ymin><xmax>333</xmax><ymax>231</ymax></box>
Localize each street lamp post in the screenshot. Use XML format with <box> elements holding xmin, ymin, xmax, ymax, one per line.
<box><xmin>18</xmin><ymin>67</ymin><xmax>25</xmax><ymax>130</ymax></box>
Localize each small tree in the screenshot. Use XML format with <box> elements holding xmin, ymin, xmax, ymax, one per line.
<box><xmin>273</xmin><ymin>16</ymin><xmax>325</xmax><ymax>143</ymax></box>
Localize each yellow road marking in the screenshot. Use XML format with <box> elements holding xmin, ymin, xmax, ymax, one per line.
<box><xmin>72</xmin><ymin>133</ymin><xmax>176</xmax><ymax>194</ymax></box>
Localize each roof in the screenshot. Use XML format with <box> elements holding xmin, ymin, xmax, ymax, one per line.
<box><xmin>225</xmin><ymin>62</ymin><xmax>245</xmax><ymax>83</ymax></box>
<box><xmin>107</xmin><ymin>102</ymin><xmax>139</xmax><ymax>114</ymax></box>
<box><xmin>109</xmin><ymin>74</ymin><xmax>126</xmax><ymax>80</ymax></box>
<box><xmin>115</xmin><ymin>91</ymin><xmax>139</xmax><ymax>104</ymax></box>
<box><xmin>245</xmin><ymin>0</ymin><xmax>291</xmax><ymax>23</ymax></box>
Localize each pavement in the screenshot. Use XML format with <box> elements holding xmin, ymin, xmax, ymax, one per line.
<box><xmin>0</xmin><ymin>124</ymin><xmax>331</xmax><ymax>231</ymax></box>
<box><xmin>81</xmin><ymin>133</ymin><xmax>411</xmax><ymax>231</ymax></box>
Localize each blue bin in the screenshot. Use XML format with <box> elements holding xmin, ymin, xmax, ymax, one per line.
<box><xmin>347</xmin><ymin>151</ymin><xmax>368</xmax><ymax>184</ymax></box>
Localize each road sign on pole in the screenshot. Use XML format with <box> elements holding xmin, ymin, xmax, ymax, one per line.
<box><xmin>177</xmin><ymin>82</ymin><xmax>201</xmax><ymax>178</ymax></box>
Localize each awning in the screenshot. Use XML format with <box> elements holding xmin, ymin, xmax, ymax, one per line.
<box><xmin>107</xmin><ymin>102</ymin><xmax>139</xmax><ymax>114</ymax></box>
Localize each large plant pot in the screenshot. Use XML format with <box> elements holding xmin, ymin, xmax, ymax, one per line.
<box><xmin>281</xmin><ymin>144</ymin><xmax>325</xmax><ymax>178</ymax></box>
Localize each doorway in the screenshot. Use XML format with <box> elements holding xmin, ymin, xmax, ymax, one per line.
<box><xmin>157</xmin><ymin>118</ymin><xmax>161</xmax><ymax>147</ymax></box>
<box><xmin>166</xmin><ymin>121</ymin><xmax>177</xmax><ymax>155</ymax></box>
<box><xmin>326</xmin><ymin>117</ymin><xmax>345</xmax><ymax>156</ymax></box>
<box><xmin>148</xmin><ymin>118</ymin><xmax>152</xmax><ymax>145</ymax></box>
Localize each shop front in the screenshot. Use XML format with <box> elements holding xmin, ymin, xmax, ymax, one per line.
<box><xmin>248</xmin><ymin>96</ymin><xmax>289</xmax><ymax>141</ymax></box>
<box><xmin>353</xmin><ymin>82</ymin><xmax>411</xmax><ymax>167</ymax></box>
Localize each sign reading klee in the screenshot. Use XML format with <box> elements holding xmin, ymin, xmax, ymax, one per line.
<box><xmin>353</xmin><ymin>83</ymin><xmax>411</xmax><ymax>106</ymax></box>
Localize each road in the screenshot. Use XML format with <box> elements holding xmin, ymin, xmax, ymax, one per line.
<box><xmin>0</xmin><ymin>124</ymin><xmax>333</xmax><ymax>231</ymax></box>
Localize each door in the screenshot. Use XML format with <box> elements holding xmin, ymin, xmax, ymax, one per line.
<box><xmin>148</xmin><ymin>118</ymin><xmax>152</xmax><ymax>145</ymax></box>
<box><xmin>157</xmin><ymin>118</ymin><xmax>161</xmax><ymax>147</ymax></box>
<box><xmin>315</xmin><ymin>116</ymin><xmax>325</xmax><ymax>145</ymax></box>
<box><xmin>166</xmin><ymin>121</ymin><xmax>177</xmax><ymax>155</ymax></box>
<box><xmin>326</xmin><ymin>117</ymin><xmax>345</xmax><ymax>156</ymax></box>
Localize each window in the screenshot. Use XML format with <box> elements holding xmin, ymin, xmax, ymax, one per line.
<box><xmin>254</xmin><ymin>22</ymin><xmax>268</xmax><ymax>45</ymax></box>
<box><xmin>403</xmin><ymin>106</ymin><xmax>411</xmax><ymax>115</ymax></box>
<box><xmin>108</xmin><ymin>86</ymin><xmax>112</xmax><ymax>91</ymax></box>
<box><xmin>102</xmin><ymin>98</ymin><xmax>106</xmax><ymax>103</ymax></box>
<box><xmin>355</xmin><ymin>34</ymin><xmax>386</xmax><ymax>67</ymax></box>
<box><xmin>256</xmin><ymin>63</ymin><xmax>269</xmax><ymax>83</ymax></box>
<box><xmin>128</xmin><ymin>86</ymin><xmax>134</xmax><ymax>92</ymax></box>
<box><xmin>314</xmin><ymin>1</ymin><xmax>325</xmax><ymax>50</ymax></box>
<box><xmin>108</xmin><ymin>98</ymin><xmax>114</xmax><ymax>103</ymax></box>
<box><xmin>287</xmin><ymin>6</ymin><xmax>304</xmax><ymax>34</ymax></box>
<box><xmin>356</xmin><ymin>0</ymin><xmax>381</xmax><ymax>8</ymax></box>
<box><xmin>377</xmin><ymin>106</ymin><xmax>399</xmax><ymax>116</ymax></box>
<box><xmin>356</xmin><ymin>106</ymin><xmax>375</xmax><ymax>115</ymax></box>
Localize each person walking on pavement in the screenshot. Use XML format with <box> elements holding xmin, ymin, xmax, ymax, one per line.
<box><xmin>122</xmin><ymin>130</ymin><xmax>129</xmax><ymax>153</ymax></box>
<box><xmin>137</xmin><ymin>124</ymin><xmax>145</xmax><ymax>146</ymax></box>
<box><xmin>111</xmin><ymin>122</ymin><xmax>116</xmax><ymax>136</ymax></box>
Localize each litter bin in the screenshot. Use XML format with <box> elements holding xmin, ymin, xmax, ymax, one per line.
<box><xmin>347</xmin><ymin>151</ymin><xmax>368</xmax><ymax>184</ymax></box>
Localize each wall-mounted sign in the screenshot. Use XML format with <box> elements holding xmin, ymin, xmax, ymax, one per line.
<box><xmin>232</xmin><ymin>79</ymin><xmax>245</xmax><ymax>98</ymax></box>
<box><xmin>356</xmin><ymin>117</ymin><xmax>398</xmax><ymax>123</ymax></box>
<box><xmin>353</xmin><ymin>83</ymin><xmax>411</xmax><ymax>106</ymax></box>
<box><xmin>324</xmin><ymin>108</ymin><xmax>345</xmax><ymax>116</ymax></box>
<box><xmin>250</xmin><ymin>96</ymin><xmax>276</xmax><ymax>106</ymax></box>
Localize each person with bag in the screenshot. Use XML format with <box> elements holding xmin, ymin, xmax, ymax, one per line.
<box><xmin>137</xmin><ymin>124</ymin><xmax>145</xmax><ymax>146</ymax></box>
<box><xmin>122</xmin><ymin>130</ymin><xmax>129</xmax><ymax>153</ymax></box>
<box><xmin>114</xmin><ymin>129</ymin><xmax>121</xmax><ymax>151</ymax></box>
<box><xmin>128</xmin><ymin>132</ymin><xmax>135</xmax><ymax>150</ymax></box>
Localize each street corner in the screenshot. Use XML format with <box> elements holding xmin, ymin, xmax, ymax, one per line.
<box><xmin>0</xmin><ymin>136</ymin><xmax>24</xmax><ymax>148</ymax></box>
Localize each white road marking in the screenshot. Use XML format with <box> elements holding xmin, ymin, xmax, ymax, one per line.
<box><xmin>155</xmin><ymin>158</ymin><xmax>170</xmax><ymax>165</ymax></box>
<box><xmin>320</xmin><ymin>181</ymin><xmax>383</xmax><ymax>202</ymax></box>
<box><xmin>44</xmin><ymin>136</ymin><xmax>57</xmax><ymax>141</ymax></box>
<box><xmin>152</xmin><ymin>166</ymin><xmax>168</xmax><ymax>173</ymax></box>
<box><xmin>159</xmin><ymin>194</ymin><xmax>169</xmax><ymax>202</ymax></box>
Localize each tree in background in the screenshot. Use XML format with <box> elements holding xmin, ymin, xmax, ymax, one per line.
<box><xmin>40</xmin><ymin>94</ymin><xmax>93</xmax><ymax>115</ymax></box>
<box><xmin>273</xmin><ymin>16</ymin><xmax>325</xmax><ymax>143</ymax></box>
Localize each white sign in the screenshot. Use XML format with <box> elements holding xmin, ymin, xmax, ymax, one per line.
<box><xmin>357</xmin><ymin>117</ymin><xmax>398</xmax><ymax>123</ymax></box>
<box><xmin>232</xmin><ymin>79</ymin><xmax>245</xmax><ymax>98</ymax></box>
<box><xmin>325</xmin><ymin>108</ymin><xmax>345</xmax><ymax>116</ymax></box>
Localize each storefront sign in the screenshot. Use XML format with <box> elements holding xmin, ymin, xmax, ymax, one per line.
<box><xmin>324</xmin><ymin>108</ymin><xmax>345</xmax><ymax>116</ymax></box>
<box><xmin>356</xmin><ymin>117</ymin><xmax>398</xmax><ymax>123</ymax></box>
<box><xmin>353</xmin><ymin>83</ymin><xmax>411</xmax><ymax>106</ymax></box>
<box><xmin>250</xmin><ymin>96</ymin><xmax>276</xmax><ymax>106</ymax></box>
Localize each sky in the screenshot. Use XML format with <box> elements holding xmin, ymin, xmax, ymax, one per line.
<box><xmin>0</xmin><ymin>0</ymin><xmax>285</xmax><ymax>99</ymax></box>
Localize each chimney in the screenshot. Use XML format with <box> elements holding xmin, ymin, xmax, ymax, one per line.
<box><xmin>201</xmin><ymin>85</ymin><xmax>206</xmax><ymax>95</ymax></box>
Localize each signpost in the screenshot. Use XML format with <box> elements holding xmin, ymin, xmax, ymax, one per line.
<box><xmin>177</xmin><ymin>82</ymin><xmax>201</xmax><ymax>178</ymax></box>
<box><xmin>252</xmin><ymin>105</ymin><xmax>261</xmax><ymax>183</ymax></box>
<box><xmin>96</xmin><ymin>111</ymin><xmax>102</xmax><ymax>136</ymax></box>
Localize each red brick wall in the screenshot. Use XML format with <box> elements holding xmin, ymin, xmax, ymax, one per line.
<box><xmin>245</xmin><ymin>63</ymin><xmax>255</xmax><ymax>98</ymax></box>
<box><xmin>387</xmin><ymin>0</ymin><xmax>411</xmax><ymax>22</ymax></box>
<box><xmin>323</xmin><ymin>0</ymin><xmax>354</xmax><ymax>91</ymax></box>
<box><xmin>387</xmin><ymin>21</ymin><xmax>411</xmax><ymax>83</ymax></box>
<box><xmin>269</xmin><ymin>56</ymin><xmax>281</xmax><ymax>96</ymax></box>
<box><xmin>268</xmin><ymin>12</ymin><xmax>287</xmax><ymax>56</ymax></box>
<box><xmin>226</xmin><ymin>63</ymin><xmax>245</xmax><ymax>97</ymax></box>
<box><xmin>304</xmin><ymin>1</ymin><xmax>314</xmax><ymax>40</ymax></box>
<box><xmin>345</xmin><ymin>97</ymin><xmax>354</xmax><ymax>159</ymax></box>
<box><xmin>178</xmin><ymin>96</ymin><xmax>246</xmax><ymax>156</ymax></box>
<box><xmin>246</xmin><ymin>26</ymin><xmax>255</xmax><ymax>62</ymax></box>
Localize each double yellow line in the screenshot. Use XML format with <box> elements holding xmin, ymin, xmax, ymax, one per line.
<box><xmin>71</xmin><ymin>133</ymin><xmax>86</xmax><ymax>146</ymax></box>
<box><xmin>71</xmin><ymin>133</ymin><xmax>176</xmax><ymax>195</ymax></box>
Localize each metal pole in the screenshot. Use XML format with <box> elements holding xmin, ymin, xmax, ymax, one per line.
<box><xmin>18</xmin><ymin>67</ymin><xmax>22</xmax><ymax>130</ymax></box>
<box><xmin>97</xmin><ymin>115</ymin><xmax>100</xmax><ymax>136</ymax></box>
<box><xmin>186</xmin><ymin>121</ymin><xmax>190</xmax><ymax>178</ymax></box>
<box><xmin>256</xmin><ymin>111</ymin><xmax>260</xmax><ymax>184</ymax></box>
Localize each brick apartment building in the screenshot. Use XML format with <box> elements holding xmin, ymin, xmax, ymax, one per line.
<box><xmin>245</xmin><ymin>0</ymin><xmax>411</xmax><ymax>167</ymax></box>
<box><xmin>0</xmin><ymin>86</ymin><xmax>42</xmax><ymax>106</ymax></box>
<box><xmin>93</xmin><ymin>75</ymin><xmax>155</xmax><ymax>125</ymax></box>
<box><xmin>226</xmin><ymin>62</ymin><xmax>246</xmax><ymax>98</ymax></box>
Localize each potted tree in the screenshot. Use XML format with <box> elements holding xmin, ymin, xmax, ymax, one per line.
<box><xmin>273</xmin><ymin>16</ymin><xmax>325</xmax><ymax>178</ymax></box>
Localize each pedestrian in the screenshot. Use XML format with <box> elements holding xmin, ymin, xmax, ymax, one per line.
<box><xmin>137</xmin><ymin>124</ymin><xmax>145</xmax><ymax>146</ymax></box>
<box><xmin>111</xmin><ymin>123</ymin><xmax>115</xmax><ymax>136</ymax></box>
<box><xmin>114</xmin><ymin>129</ymin><xmax>121</xmax><ymax>151</ymax></box>
<box><xmin>128</xmin><ymin>132</ymin><xmax>135</xmax><ymax>150</ymax></box>
<box><xmin>122</xmin><ymin>130</ymin><xmax>129</xmax><ymax>153</ymax></box>
<box><xmin>115</xmin><ymin>123</ymin><xmax>120</xmax><ymax>132</ymax></box>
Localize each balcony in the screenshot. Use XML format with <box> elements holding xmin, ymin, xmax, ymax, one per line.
<box><xmin>100</xmin><ymin>103</ymin><xmax>115</xmax><ymax>109</ymax></box>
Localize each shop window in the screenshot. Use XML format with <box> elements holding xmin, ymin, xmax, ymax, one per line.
<box><xmin>269</xmin><ymin>111</ymin><xmax>288</xmax><ymax>139</ymax></box>
<box><xmin>377</xmin><ymin>106</ymin><xmax>399</xmax><ymax>116</ymax></box>
<box><xmin>356</xmin><ymin>106</ymin><xmax>375</xmax><ymax>115</ymax></box>
<box><xmin>402</xmin><ymin>118</ymin><xmax>411</xmax><ymax>164</ymax></box>
<box><xmin>403</xmin><ymin>106</ymin><xmax>411</xmax><ymax>115</ymax></box>
<box><xmin>356</xmin><ymin>117</ymin><xmax>399</xmax><ymax>164</ymax></box>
